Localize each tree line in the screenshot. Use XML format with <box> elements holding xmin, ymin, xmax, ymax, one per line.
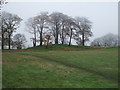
<box><xmin>1</xmin><ymin>11</ymin><xmax>23</xmax><ymax>49</ymax></box>
<box><xmin>1</xmin><ymin>11</ymin><xmax>93</xmax><ymax>49</ymax></box>
<box><xmin>91</xmin><ymin>33</ymin><xmax>119</xmax><ymax>47</ymax></box>
<box><xmin>26</xmin><ymin>12</ymin><xmax>93</xmax><ymax>48</ymax></box>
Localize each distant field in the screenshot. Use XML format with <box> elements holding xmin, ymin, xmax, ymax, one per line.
<box><xmin>2</xmin><ymin>45</ymin><xmax>118</xmax><ymax>88</ymax></box>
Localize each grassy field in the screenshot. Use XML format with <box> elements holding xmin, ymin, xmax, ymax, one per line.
<box><xmin>2</xmin><ymin>45</ymin><xmax>118</xmax><ymax>88</ymax></box>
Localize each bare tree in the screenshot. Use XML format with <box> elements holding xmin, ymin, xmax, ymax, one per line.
<box><xmin>2</xmin><ymin>11</ymin><xmax>22</xmax><ymax>49</ymax></box>
<box><xmin>75</xmin><ymin>17</ymin><xmax>92</xmax><ymax>46</ymax></box>
<box><xmin>42</xmin><ymin>30</ymin><xmax>53</xmax><ymax>48</ymax></box>
<box><xmin>65</xmin><ymin>17</ymin><xmax>77</xmax><ymax>46</ymax></box>
<box><xmin>49</xmin><ymin>12</ymin><xmax>64</xmax><ymax>44</ymax></box>
<box><xmin>12</xmin><ymin>33</ymin><xmax>27</xmax><ymax>49</ymax></box>
<box><xmin>34</xmin><ymin>12</ymin><xmax>49</xmax><ymax>46</ymax></box>
<box><xmin>26</xmin><ymin>17</ymin><xmax>38</xmax><ymax>47</ymax></box>
<box><xmin>0</xmin><ymin>0</ymin><xmax>8</xmax><ymax>49</ymax></box>
<box><xmin>91</xmin><ymin>33</ymin><xmax>118</xmax><ymax>47</ymax></box>
<box><xmin>91</xmin><ymin>37</ymin><xmax>102</xmax><ymax>46</ymax></box>
<box><xmin>59</xmin><ymin>14</ymin><xmax>69</xmax><ymax>44</ymax></box>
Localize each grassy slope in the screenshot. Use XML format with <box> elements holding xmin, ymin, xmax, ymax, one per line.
<box><xmin>2</xmin><ymin>45</ymin><xmax>118</xmax><ymax>88</ymax></box>
<box><xmin>27</xmin><ymin>44</ymin><xmax>94</xmax><ymax>51</ymax></box>
<box><xmin>27</xmin><ymin>44</ymin><xmax>118</xmax><ymax>51</ymax></box>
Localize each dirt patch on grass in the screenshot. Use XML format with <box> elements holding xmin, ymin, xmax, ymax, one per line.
<box><xmin>57</xmin><ymin>65</ymin><xmax>65</xmax><ymax>69</ymax></box>
<box><xmin>55</xmin><ymin>68</ymin><xmax>71</xmax><ymax>76</ymax></box>
<box><xmin>2</xmin><ymin>62</ymin><xmax>16</xmax><ymax>65</ymax></box>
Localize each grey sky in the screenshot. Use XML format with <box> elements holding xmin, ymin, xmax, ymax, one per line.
<box><xmin>2</xmin><ymin>2</ymin><xmax>118</xmax><ymax>47</ymax></box>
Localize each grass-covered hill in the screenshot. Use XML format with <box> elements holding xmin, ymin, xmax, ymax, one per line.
<box><xmin>27</xmin><ymin>44</ymin><xmax>90</xmax><ymax>51</ymax></box>
<box><xmin>26</xmin><ymin>44</ymin><xmax>118</xmax><ymax>51</ymax></box>
<box><xmin>2</xmin><ymin>44</ymin><xmax>118</xmax><ymax>88</ymax></box>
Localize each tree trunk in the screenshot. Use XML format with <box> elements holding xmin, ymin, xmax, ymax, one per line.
<box><xmin>82</xmin><ymin>32</ymin><xmax>85</xmax><ymax>46</ymax></box>
<box><xmin>55</xmin><ymin>25</ymin><xmax>59</xmax><ymax>44</ymax></box>
<box><xmin>61</xmin><ymin>26</ymin><xmax>64</xmax><ymax>44</ymax></box>
<box><xmin>46</xmin><ymin>39</ymin><xmax>49</xmax><ymax>49</ymax></box>
<box><xmin>69</xmin><ymin>29</ymin><xmax>72</xmax><ymax>46</ymax></box>
<box><xmin>46</xmin><ymin>41</ymin><xmax>48</xmax><ymax>48</ymax></box>
<box><xmin>55</xmin><ymin>31</ymin><xmax>58</xmax><ymax>44</ymax></box>
<box><xmin>81</xmin><ymin>29</ymin><xmax>85</xmax><ymax>46</ymax></box>
<box><xmin>34</xmin><ymin>31</ymin><xmax>36</xmax><ymax>47</ymax></box>
<box><xmin>40</xmin><ymin>28</ymin><xmax>43</xmax><ymax>46</ymax></box>
<box><xmin>2</xmin><ymin>33</ymin><xmax>4</xmax><ymax>50</ymax></box>
<box><xmin>33</xmin><ymin>41</ymin><xmax>35</xmax><ymax>47</ymax></box>
<box><xmin>8</xmin><ymin>34</ymin><xmax>11</xmax><ymax>50</ymax></box>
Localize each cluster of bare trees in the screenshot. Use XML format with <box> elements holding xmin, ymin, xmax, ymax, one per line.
<box><xmin>26</xmin><ymin>12</ymin><xmax>93</xmax><ymax>47</ymax></box>
<box><xmin>1</xmin><ymin>11</ymin><xmax>93</xmax><ymax>50</ymax></box>
<box><xmin>1</xmin><ymin>11</ymin><xmax>119</xmax><ymax>50</ymax></box>
<box><xmin>91</xmin><ymin>33</ymin><xmax>119</xmax><ymax>47</ymax></box>
<box><xmin>1</xmin><ymin>11</ymin><xmax>26</xmax><ymax>49</ymax></box>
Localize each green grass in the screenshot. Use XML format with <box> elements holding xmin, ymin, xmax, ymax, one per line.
<box><xmin>27</xmin><ymin>44</ymin><xmax>94</xmax><ymax>51</ymax></box>
<box><xmin>2</xmin><ymin>45</ymin><xmax>118</xmax><ymax>88</ymax></box>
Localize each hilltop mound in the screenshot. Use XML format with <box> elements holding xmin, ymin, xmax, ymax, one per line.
<box><xmin>27</xmin><ymin>44</ymin><xmax>92</xmax><ymax>51</ymax></box>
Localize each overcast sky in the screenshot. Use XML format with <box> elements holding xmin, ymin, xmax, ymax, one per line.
<box><xmin>2</xmin><ymin>2</ymin><xmax>118</xmax><ymax>47</ymax></box>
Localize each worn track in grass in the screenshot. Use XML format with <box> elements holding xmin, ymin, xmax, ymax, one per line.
<box><xmin>19</xmin><ymin>53</ymin><xmax>118</xmax><ymax>83</ymax></box>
